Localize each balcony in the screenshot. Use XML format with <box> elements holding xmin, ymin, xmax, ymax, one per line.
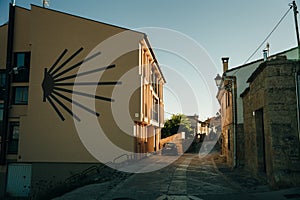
<box><xmin>152</xmin><ymin>109</ymin><xmax>158</xmax><ymax>122</ymax></box>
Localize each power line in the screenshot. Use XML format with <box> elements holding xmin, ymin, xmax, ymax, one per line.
<box><xmin>244</xmin><ymin>5</ymin><xmax>293</xmax><ymax>64</ymax></box>
<box><xmin>164</xmin><ymin>111</ymin><xmax>175</xmax><ymax>116</ymax></box>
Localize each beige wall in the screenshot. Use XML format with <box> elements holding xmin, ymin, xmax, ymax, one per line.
<box><xmin>0</xmin><ymin>24</ymin><xmax>8</xmax><ymax>69</ymax></box>
<box><xmin>14</xmin><ymin>5</ymin><xmax>145</xmax><ymax>162</ymax></box>
<box><xmin>30</xmin><ymin>162</ymin><xmax>103</xmax><ymax>199</ymax></box>
<box><xmin>0</xmin><ymin>5</ymin><xmax>165</xmax><ymax>199</ymax></box>
<box><xmin>13</xmin><ymin>7</ymin><xmax>30</xmax><ymax>52</ymax></box>
<box><xmin>0</xmin><ymin>5</ymin><xmax>165</xmax><ymax>164</ymax></box>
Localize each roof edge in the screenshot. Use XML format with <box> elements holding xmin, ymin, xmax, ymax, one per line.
<box><xmin>240</xmin><ymin>87</ymin><xmax>250</xmax><ymax>98</ymax></box>
<box><xmin>247</xmin><ymin>56</ymin><xmax>297</xmax><ymax>83</ymax></box>
<box><xmin>30</xmin><ymin>4</ymin><xmax>145</xmax><ymax>35</ymax></box>
<box><xmin>226</xmin><ymin>46</ymin><xmax>298</xmax><ymax>73</ymax></box>
<box><xmin>0</xmin><ymin>23</ymin><xmax>8</xmax><ymax>28</ymax></box>
<box><xmin>143</xmin><ymin>35</ymin><xmax>167</xmax><ymax>83</ymax></box>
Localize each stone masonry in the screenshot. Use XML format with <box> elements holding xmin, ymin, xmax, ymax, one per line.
<box><xmin>236</xmin><ymin>123</ymin><xmax>245</xmax><ymax>167</ymax></box>
<box><xmin>241</xmin><ymin>56</ymin><xmax>300</xmax><ymax>188</ymax></box>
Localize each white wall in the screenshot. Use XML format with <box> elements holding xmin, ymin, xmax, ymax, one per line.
<box><xmin>226</xmin><ymin>47</ymin><xmax>298</xmax><ymax>124</ymax></box>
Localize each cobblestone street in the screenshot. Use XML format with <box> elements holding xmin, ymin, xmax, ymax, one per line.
<box><xmin>51</xmin><ymin>151</ymin><xmax>300</xmax><ymax>200</ymax></box>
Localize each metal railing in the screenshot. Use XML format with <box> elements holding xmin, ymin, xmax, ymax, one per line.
<box><xmin>64</xmin><ymin>153</ymin><xmax>135</xmax><ymax>185</ymax></box>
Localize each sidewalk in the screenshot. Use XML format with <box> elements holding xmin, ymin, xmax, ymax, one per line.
<box><xmin>52</xmin><ymin>152</ymin><xmax>300</xmax><ymax>200</ymax></box>
<box><xmin>211</xmin><ymin>153</ymin><xmax>300</xmax><ymax>200</ymax></box>
<box><xmin>193</xmin><ymin>188</ymin><xmax>300</xmax><ymax>200</ymax></box>
<box><xmin>254</xmin><ymin>187</ymin><xmax>300</xmax><ymax>200</ymax></box>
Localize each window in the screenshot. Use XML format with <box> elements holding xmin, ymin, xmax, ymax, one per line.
<box><xmin>0</xmin><ymin>104</ymin><xmax>3</xmax><ymax>121</ymax></box>
<box><xmin>8</xmin><ymin>122</ymin><xmax>19</xmax><ymax>154</ymax></box>
<box><xmin>13</xmin><ymin>52</ymin><xmax>30</xmax><ymax>82</ymax></box>
<box><xmin>0</xmin><ymin>104</ymin><xmax>3</xmax><ymax>133</ymax></box>
<box><xmin>0</xmin><ymin>70</ymin><xmax>5</xmax><ymax>100</ymax></box>
<box><xmin>227</xmin><ymin>129</ymin><xmax>231</xmax><ymax>150</ymax></box>
<box><xmin>226</xmin><ymin>92</ymin><xmax>231</xmax><ymax>107</ymax></box>
<box><xmin>152</xmin><ymin>98</ymin><xmax>159</xmax><ymax>121</ymax></box>
<box><xmin>0</xmin><ymin>70</ymin><xmax>5</xmax><ymax>88</ymax></box>
<box><xmin>144</xmin><ymin>86</ymin><xmax>148</xmax><ymax>117</ymax></box>
<box><xmin>13</xmin><ymin>87</ymin><xmax>28</xmax><ymax>105</ymax></box>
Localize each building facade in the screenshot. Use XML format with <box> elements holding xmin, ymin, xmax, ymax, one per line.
<box><xmin>241</xmin><ymin>56</ymin><xmax>300</xmax><ymax>188</ymax></box>
<box><xmin>0</xmin><ymin>4</ymin><xmax>165</xmax><ymax>198</ymax></box>
<box><xmin>187</xmin><ymin>115</ymin><xmax>201</xmax><ymax>136</ymax></box>
<box><xmin>216</xmin><ymin>57</ymin><xmax>238</xmax><ymax>166</ymax></box>
<box><xmin>216</xmin><ymin>47</ymin><xmax>298</xmax><ymax>167</ymax></box>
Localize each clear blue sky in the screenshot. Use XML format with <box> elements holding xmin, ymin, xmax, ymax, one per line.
<box><xmin>0</xmin><ymin>0</ymin><xmax>299</xmax><ymax>120</ymax></box>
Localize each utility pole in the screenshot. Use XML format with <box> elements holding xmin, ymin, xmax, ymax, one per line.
<box><xmin>293</xmin><ymin>1</ymin><xmax>300</xmax><ymax>142</ymax></box>
<box><xmin>292</xmin><ymin>1</ymin><xmax>300</xmax><ymax>59</ymax></box>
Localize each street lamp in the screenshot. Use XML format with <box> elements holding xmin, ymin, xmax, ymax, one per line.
<box><xmin>214</xmin><ymin>74</ymin><xmax>222</xmax><ymax>88</ymax></box>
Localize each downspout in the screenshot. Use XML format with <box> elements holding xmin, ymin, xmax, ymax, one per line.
<box><xmin>231</xmin><ymin>77</ymin><xmax>237</xmax><ymax>168</ymax></box>
<box><xmin>0</xmin><ymin>3</ymin><xmax>15</xmax><ymax>165</ymax></box>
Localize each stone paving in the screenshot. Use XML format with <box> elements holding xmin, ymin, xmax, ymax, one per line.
<box><xmin>52</xmin><ymin>152</ymin><xmax>300</xmax><ymax>200</ymax></box>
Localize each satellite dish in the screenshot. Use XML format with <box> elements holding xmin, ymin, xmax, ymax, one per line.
<box><xmin>42</xmin><ymin>0</ymin><xmax>50</xmax><ymax>7</ymax></box>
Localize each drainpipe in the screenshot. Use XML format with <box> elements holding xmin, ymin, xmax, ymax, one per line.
<box><xmin>0</xmin><ymin>4</ymin><xmax>15</xmax><ymax>165</ymax></box>
<box><xmin>231</xmin><ymin>77</ymin><xmax>237</xmax><ymax>168</ymax></box>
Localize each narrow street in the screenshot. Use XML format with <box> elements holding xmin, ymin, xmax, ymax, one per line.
<box><xmin>50</xmin><ymin>151</ymin><xmax>300</xmax><ymax>200</ymax></box>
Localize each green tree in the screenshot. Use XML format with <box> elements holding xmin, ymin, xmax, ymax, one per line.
<box><xmin>161</xmin><ymin>114</ymin><xmax>192</xmax><ymax>138</ymax></box>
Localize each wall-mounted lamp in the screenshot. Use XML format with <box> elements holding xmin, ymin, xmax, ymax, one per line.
<box><xmin>214</xmin><ymin>74</ymin><xmax>222</xmax><ymax>88</ymax></box>
<box><xmin>215</xmin><ymin>74</ymin><xmax>233</xmax><ymax>92</ymax></box>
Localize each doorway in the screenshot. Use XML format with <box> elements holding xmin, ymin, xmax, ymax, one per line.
<box><xmin>6</xmin><ymin>163</ymin><xmax>32</xmax><ymax>197</ymax></box>
<box><xmin>255</xmin><ymin>108</ymin><xmax>267</xmax><ymax>173</ymax></box>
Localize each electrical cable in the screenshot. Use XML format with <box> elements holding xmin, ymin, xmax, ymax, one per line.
<box><xmin>244</xmin><ymin>5</ymin><xmax>293</xmax><ymax>64</ymax></box>
<box><xmin>165</xmin><ymin>111</ymin><xmax>175</xmax><ymax>116</ymax></box>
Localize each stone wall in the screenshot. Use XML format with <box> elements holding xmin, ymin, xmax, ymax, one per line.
<box><xmin>242</xmin><ymin>57</ymin><xmax>300</xmax><ymax>188</ymax></box>
<box><xmin>221</xmin><ymin>124</ymin><xmax>234</xmax><ymax>166</ymax></box>
<box><xmin>160</xmin><ymin>133</ymin><xmax>184</xmax><ymax>154</ymax></box>
<box><xmin>236</xmin><ymin>123</ymin><xmax>245</xmax><ymax>167</ymax></box>
<box><xmin>221</xmin><ymin>123</ymin><xmax>245</xmax><ymax>168</ymax></box>
<box><xmin>243</xmin><ymin>87</ymin><xmax>258</xmax><ymax>174</ymax></box>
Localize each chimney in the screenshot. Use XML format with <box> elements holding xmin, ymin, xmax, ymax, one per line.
<box><xmin>263</xmin><ymin>43</ymin><xmax>270</xmax><ymax>61</ymax></box>
<box><xmin>263</xmin><ymin>50</ymin><xmax>268</xmax><ymax>61</ymax></box>
<box><xmin>221</xmin><ymin>57</ymin><xmax>229</xmax><ymax>73</ymax></box>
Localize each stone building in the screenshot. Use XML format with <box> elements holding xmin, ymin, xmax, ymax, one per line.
<box><xmin>207</xmin><ymin>115</ymin><xmax>221</xmax><ymax>141</ymax></box>
<box><xmin>187</xmin><ymin>115</ymin><xmax>201</xmax><ymax>136</ymax></box>
<box><xmin>241</xmin><ymin>56</ymin><xmax>300</xmax><ymax>188</ymax></box>
<box><xmin>215</xmin><ymin>47</ymin><xmax>298</xmax><ymax>168</ymax></box>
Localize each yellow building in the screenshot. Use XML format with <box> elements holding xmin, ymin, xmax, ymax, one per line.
<box><xmin>0</xmin><ymin>4</ymin><xmax>165</xmax><ymax>198</ymax></box>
